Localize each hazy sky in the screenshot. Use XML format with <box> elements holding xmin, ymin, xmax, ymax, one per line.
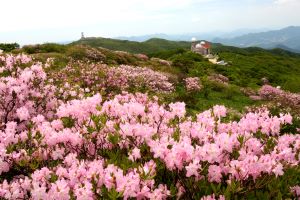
<box><xmin>1</xmin><ymin>0</ymin><xmax>300</xmax><ymax>44</ymax></box>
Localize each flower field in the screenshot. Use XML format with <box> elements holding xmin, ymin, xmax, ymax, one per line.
<box><xmin>0</xmin><ymin>53</ymin><xmax>299</xmax><ymax>199</ymax></box>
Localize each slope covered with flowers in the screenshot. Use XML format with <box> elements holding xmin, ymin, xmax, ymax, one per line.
<box><xmin>0</xmin><ymin>54</ymin><xmax>299</xmax><ymax>199</ymax></box>
<box><xmin>259</xmin><ymin>85</ymin><xmax>300</xmax><ymax>112</ymax></box>
<box><xmin>49</xmin><ymin>60</ymin><xmax>175</xmax><ymax>98</ymax></box>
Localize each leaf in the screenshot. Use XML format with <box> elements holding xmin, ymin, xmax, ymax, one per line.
<box><xmin>170</xmin><ymin>184</ymin><xmax>177</xmax><ymax>197</ymax></box>
<box><xmin>173</xmin><ymin>128</ymin><xmax>180</xmax><ymax>142</ymax></box>
<box><xmin>237</xmin><ymin>135</ymin><xmax>244</xmax><ymax>145</ymax></box>
<box><xmin>61</xmin><ymin>117</ymin><xmax>75</xmax><ymax>128</ymax></box>
<box><xmin>224</xmin><ymin>186</ymin><xmax>231</xmax><ymax>199</ymax></box>
<box><xmin>211</xmin><ymin>183</ymin><xmax>217</xmax><ymax>193</ymax></box>
<box><xmin>107</xmin><ymin>188</ymin><xmax>120</xmax><ymax>200</ymax></box>
<box><xmin>49</xmin><ymin>173</ymin><xmax>58</xmax><ymax>183</ymax></box>
<box><xmin>108</xmin><ymin>133</ymin><xmax>120</xmax><ymax>145</ymax></box>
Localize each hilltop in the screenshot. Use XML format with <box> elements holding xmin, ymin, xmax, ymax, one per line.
<box><xmin>72</xmin><ymin>37</ymin><xmax>191</xmax><ymax>54</ymax></box>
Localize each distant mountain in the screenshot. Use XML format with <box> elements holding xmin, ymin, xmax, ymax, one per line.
<box><xmin>115</xmin><ymin>34</ymin><xmax>172</xmax><ymax>42</ymax></box>
<box><xmin>213</xmin><ymin>26</ymin><xmax>300</xmax><ymax>53</ymax></box>
<box><xmin>115</xmin><ymin>33</ymin><xmax>216</xmax><ymax>42</ymax></box>
<box><xmin>114</xmin><ymin>28</ymin><xmax>268</xmax><ymax>42</ymax></box>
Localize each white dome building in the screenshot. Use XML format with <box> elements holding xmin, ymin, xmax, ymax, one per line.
<box><xmin>191</xmin><ymin>39</ymin><xmax>211</xmax><ymax>55</ymax></box>
<box><xmin>195</xmin><ymin>43</ymin><xmax>202</xmax><ymax>48</ymax></box>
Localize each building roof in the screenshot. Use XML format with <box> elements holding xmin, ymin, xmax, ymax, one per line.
<box><xmin>195</xmin><ymin>41</ymin><xmax>211</xmax><ymax>49</ymax></box>
<box><xmin>202</xmin><ymin>42</ymin><xmax>211</xmax><ymax>49</ymax></box>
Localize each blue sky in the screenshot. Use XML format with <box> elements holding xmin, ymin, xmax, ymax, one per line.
<box><xmin>1</xmin><ymin>0</ymin><xmax>300</xmax><ymax>44</ymax></box>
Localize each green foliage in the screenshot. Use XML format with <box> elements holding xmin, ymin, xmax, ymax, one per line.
<box><xmin>170</xmin><ymin>51</ymin><xmax>204</xmax><ymax>73</ymax></box>
<box><xmin>223</xmin><ymin>85</ymin><xmax>240</xmax><ymax>100</ymax></box>
<box><xmin>211</xmin><ymin>44</ymin><xmax>300</xmax><ymax>92</ymax></box>
<box><xmin>49</xmin><ymin>173</ymin><xmax>59</xmax><ymax>183</ymax></box>
<box><xmin>23</xmin><ymin>43</ymin><xmax>67</xmax><ymax>54</ymax></box>
<box><xmin>148</xmin><ymin>48</ymin><xmax>187</xmax><ymax>59</ymax></box>
<box><xmin>0</xmin><ymin>43</ymin><xmax>20</xmax><ymax>52</ymax></box>
<box><xmin>205</xmin><ymin>80</ymin><xmax>227</xmax><ymax>92</ymax></box>
<box><xmin>61</xmin><ymin>117</ymin><xmax>75</xmax><ymax>128</ymax></box>
<box><xmin>107</xmin><ymin>133</ymin><xmax>120</xmax><ymax>145</ymax></box>
<box><xmin>282</xmin><ymin>76</ymin><xmax>300</xmax><ymax>93</ymax></box>
<box><xmin>65</xmin><ymin>46</ymin><xmax>87</xmax><ymax>60</ymax></box>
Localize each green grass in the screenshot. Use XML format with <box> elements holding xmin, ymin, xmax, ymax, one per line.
<box><xmin>212</xmin><ymin>44</ymin><xmax>300</xmax><ymax>92</ymax></box>
<box><xmin>146</xmin><ymin>43</ymin><xmax>300</xmax><ymax>92</ymax></box>
<box><xmin>193</xmin><ymin>90</ymin><xmax>256</xmax><ymax>111</ymax></box>
<box><xmin>173</xmin><ymin>83</ymin><xmax>256</xmax><ymax>114</ymax></box>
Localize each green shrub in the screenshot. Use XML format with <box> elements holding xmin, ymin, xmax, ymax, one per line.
<box><xmin>223</xmin><ymin>85</ymin><xmax>240</xmax><ymax>100</ymax></box>
<box><xmin>0</xmin><ymin>43</ymin><xmax>20</xmax><ymax>52</ymax></box>
<box><xmin>283</xmin><ymin>77</ymin><xmax>300</xmax><ymax>93</ymax></box>
<box><xmin>207</xmin><ymin>81</ymin><xmax>227</xmax><ymax>92</ymax></box>
<box><xmin>23</xmin><ymin>43</ymin><xmax>67</xmax><ymax>54</ymax></box>
<box><xmin>66</xmin><ymin>46</ymin><xmax>87</xmax><ymax>60</ymax></box>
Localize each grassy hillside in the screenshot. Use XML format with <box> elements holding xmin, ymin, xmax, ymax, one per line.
<box><xmin>212</xmin><ymin>44</ymin><xmax>300</xmax><ymax>92</ymax></box>
<box><xmin>151</xmin><ymin>44</ymin><xmax>300</xmax><ymax>93</ymax></box>
<box><xmin>15</xmin><ymin>40</ymin><xmax>300</xmax><ymax>112</ymax></box>
<box><xmin>71</xmin><ymin>37</ymin><xmax>190</xmax><ymax>54</ymax></box>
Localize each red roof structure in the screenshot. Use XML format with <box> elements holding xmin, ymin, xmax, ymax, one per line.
<box><xmin>202</xmin><ymin>42</ymin><xmax>211</xmax><ymax>49</ymax></box>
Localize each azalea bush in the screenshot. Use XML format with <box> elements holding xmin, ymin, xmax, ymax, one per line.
<box><xmin>259</xmin><ymin>85</ymin><xmax>300</xmax><ymax>112</ymax></box>
<box><xmin>105</xmin><ymin>65</ymin><xmax>174</xmax><ymax>93</ymax></box>
<box><xmin>0</xmin><ymin>54</ymin><xmax>299</xmax><ymax>200</ymax></box>
<box><xmin>184</xmin><ymin>77</ymin><xmax>202</xmax><ymax>92</ymax></box>
<box><xmin>0</xmin><ymin>54</ymin><xmax>58</xmax><ymax>129</ymax></box>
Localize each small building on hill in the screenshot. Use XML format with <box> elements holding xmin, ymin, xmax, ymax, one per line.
<box><xmin>191</xmin><ymin>38</ymin><xmax>211</xmax><ymax>55</ymax></box>
<box><xmin>81</xmin><ymin>32</ymin><xmax>85</xmax><ymax>40</ymax></box>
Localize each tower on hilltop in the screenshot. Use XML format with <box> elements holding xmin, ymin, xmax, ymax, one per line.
<box><xmin>191</xmin><ymin>37</ymin><xmax>197</xmax><ymax>51</ymax></box>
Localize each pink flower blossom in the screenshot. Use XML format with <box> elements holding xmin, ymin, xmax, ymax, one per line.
<box><xmin>16</xmin><ymin>107</ymin><xmax>30</xmax><ymax>121</ymax></box>
<box><xmin>129</xmin><ymin>147</ymin><xmax>141</xmax><ymax>161</ymax></box>
<box><xmin>208</xmin><ymin>165</ymin><xmax>222</xmax><ymax>183</ymax></box>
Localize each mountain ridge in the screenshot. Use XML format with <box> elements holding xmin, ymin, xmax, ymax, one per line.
<box><xmin>114</xmin><ymin>28</ymin><xmax>269</xmax><ymax>42</ymax></box>
<box><xmin>213</xmin><ymin>26</ymin><xmax>300</xmax><ymax>53</ymax></box>
<box><xmin>72</xmin><ymin>36</ymin><xmax>300</xmax><ymax>56</ymax></box>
